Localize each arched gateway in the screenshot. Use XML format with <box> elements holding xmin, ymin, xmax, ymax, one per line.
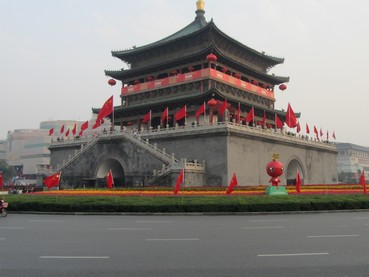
<box><xmin>96</xmin><ymin>158</ymin><xmax>125</xmax><ymax>187</ymax></box>
<box><xmin>285</xmin><ymin>158</ymin><xmax>304</xmax><ymax>185</ymax></box>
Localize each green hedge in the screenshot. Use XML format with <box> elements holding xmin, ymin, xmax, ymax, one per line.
<box><xmin>3</xmin><ymin>194</ymin><xmax>369</xmax><ymax>213</ymax></box>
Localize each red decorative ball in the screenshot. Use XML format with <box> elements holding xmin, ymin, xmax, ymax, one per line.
<box><xmin>108</xmin><ymin>79</ymin><xmax>116</xmax><ymax>86</ymax></box>
<box><xmin>279</xmin><ymin>84</ymin><xmax>287</xmax><ymax>91</ymax></box>
<box><xmin>206</xmin><ymin>53</ymin><xmax>218</xmax><ymax>62</ymax></box>
<box><xmin>207</xmin><ymin>98</ymin><xmax>218</xmax><ymax>107</ymax></box>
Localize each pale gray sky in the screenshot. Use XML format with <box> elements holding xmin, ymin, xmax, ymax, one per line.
<box><xmin>1</xmin><ymin>0</ymin><xmax>368</xmax><ymax>146</ymax></box>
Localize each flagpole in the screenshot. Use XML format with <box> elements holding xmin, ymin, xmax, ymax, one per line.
<box><xmin>185</xmin><ymin>105</ymin><xmax>187</xmax><ymax>126</ymax></box>
<box><xmin>112</xmin><ymin>95</ymin><xmax>115</xmax><ymax>133</ymax></box>
<box><xmin>203</xmin><ymin>102</ymin><xmax>206</xmax><ymax>124</ymax></box>
<box><xmin>166</xmin><ymin>108</ymin><xmax>168</xmax><ymax>128</ymax></box>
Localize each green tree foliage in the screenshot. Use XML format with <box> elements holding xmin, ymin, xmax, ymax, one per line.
<box><xmin>0</xmin><ymin>160</ymin><xmax>16</xmax><ymax>181</ymax></box>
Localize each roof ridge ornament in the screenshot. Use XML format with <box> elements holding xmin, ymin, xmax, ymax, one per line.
<box><xmin>196</xmin><ymin>0</ymin><xmax>205</xmax><ymax>11</ymax></box>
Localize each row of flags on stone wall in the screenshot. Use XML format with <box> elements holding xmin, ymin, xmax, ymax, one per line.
<box><xmin>141</xmin><ymin>101</ymin><xmax>336</xmax><ymax>140</ymax></box>
<box><xmin>48</xmin><ymin>96</ymin><xmax>114</xmax><ymax>137</ymax></box>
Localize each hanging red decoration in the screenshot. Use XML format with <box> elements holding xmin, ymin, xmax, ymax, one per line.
<box><xmin>171</xmin><ymin>70</ymin><xmax>178</xmax><ymax>75</ymax></box>
<box><xmin>234</xmin><ymin>73</ymin><xmax>241</xmax><ymax>79</ymax></box>
<box><xmin>134</xmin><ymin>80</ymin><xmax>140</xmax><ymax>84</ymax></box>
<box><xmin>279</xmin><ymin>84</ymin><xmax>287</xmax><ymax>91</ymax></box>
<box><xmin>222</xmin><ymin>67</ymin><xmax>228</xmax><ymax>73</ymax></box>
<box><xmin>108</xmin><ymin>79</ymin><xmax>116</xmax><ymax>86</ymax></box>
<box><xmin>251</xmin><ymin>80</ymin><xmax>258</xmax><ymax>86</ymax></box>
<box><xmin>207</xmin><ymin>98</ymin><xmax>218</xmax><ymax>107</ymax></box>
<box><xmin>206</xmin><ymin>53</ymin><xmax>218</xmax><ymax>62</ymax></box>
<box><xmin>188</xmin><ymin>66</ymin><xmax>195</xmax><ymax>72</ymax></box>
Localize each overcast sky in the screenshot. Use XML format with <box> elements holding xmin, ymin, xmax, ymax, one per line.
<box><xmin>1</xmin><ymin>0</ymin><xmax>369</xmax><ymax>146</ymax></box>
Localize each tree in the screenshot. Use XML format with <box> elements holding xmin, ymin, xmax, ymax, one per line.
<box><xmin>0</xmin><ymin>160</ymin><xmax>16</xmax><ymax>182</ymax></box>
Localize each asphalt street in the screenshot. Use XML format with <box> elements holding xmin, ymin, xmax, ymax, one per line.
<box><xmin>1</xmin><ymin>212</ymin><xmax>369</xmax><ymax>276</ymax></box>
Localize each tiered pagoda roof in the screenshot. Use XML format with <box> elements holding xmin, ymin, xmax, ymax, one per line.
<box><xmin>105</xmin><ymin>1</ymin><xmax>289</xmax><ymax>85</ymax></box>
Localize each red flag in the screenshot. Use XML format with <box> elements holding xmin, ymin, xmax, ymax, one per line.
<box><xmin>72</xmin><ymin>123</ymin><xmax>77</xmax><ymax>135</ymax></box>
<box><xmin>174</xmin><ymin>169</ymin><xmax>184</xmax><ymax>194</ymax></box>
<box><xmin>306</xmin><ymin>123</ymin><xmax>310</xmax><ymax>134</ymax></box>
<box><xmin>43</xmin><ymin>172</ymin><xmax>61</xmax><ymax>189</ymax></box>
<box><xmin>80</xmin><ymin>121</ymin><xmax>88</xmax><ymax>133</ymax></box>
<box><xmin>195</xmin><ymin>102</ymin><xmax>206</xmax><ymax>117</ymax></box>
<box><xmin>360</xmin><ymin>170</ymin><xmax>366</xmax><ymax>195</ymax></box>
<box><xmin>49</xmin><ymin>128</ymin><xmax>54</xmax><ymax>136</ymax></box>
<box><xmin>320</xmin><ymin>128</ymin><xmax>323</xmax><ymax>137</ymax></box>
<box><xmin>161</xmin><ymin>107</ymin><xmax>169</xmax><ymax>123</ymax></box>
<box><xmin>218</xmin><ymin>99</ymin><xmax>227</xmax><ymax>116</ymax></box>
<box><xmin>314</xmin><ymin>125</ymin><xmax>319</xmax><ymax>136</ymax></box>
<box><xmin>275</xmin><ymin>114</ymin><xmax>284</xmax><ymax>129</ymax></box>
<box><xmin>246</xmin><ymin>107</ymin><xmax>254</xmax><ymax>123</ymax></box>
<box><xmin>92</xmin><ymin>119</ymin><xmax>101</xmax><ymax>129</ymax></box>
<box><xmin>106</xmin><ymin>169</ymin><xmax>114</xmax><ymax>189</ymax></box>
<box><xmin>296</xmin><ymin>170</ymin><xmax>302</xmax><ymax>194</ymax></box>
<box><xmin>175</xmin><ymin>106</ymin><xmax>186</xmax><ymax>121</ymax></box>
<box><xmin>142</xmin><ymin>110</ymin><xmax>151</xmax><ymax>123</ymax></box>
<box><xmin>0</xmin><ymin>173</ymin><xmax>3</xmax><ymax>191</ymax></box>
<box><xmin>296</xmin><ymin>121</ymin><xmax>301</xmax><ymax>133</ymax></box>
<box><xmin>286</xmin><ymin>103</ymin><xmax>298</xmax><ymax>128</ymax></box>
<box><xmin>60</xmin><ymin>125</ymin><xmax>65</xmax><ymax>134</ymax></box>
<box><xmin>226</xmin><ymin>172</ymin><xmax>238</xmax><ymax>195</ymax></box>
<box><xmin>97</xmin><ymin>96</ymin><xmax>113</xmax><ymax>121</ymax></box>
<box><xmin>237</xmin><ymin>102</ymin><xmax>241</xmax><ymax>123</ymax></box>
<box><xmin>332</xmin><ymin>131</ymin><xmax>336</xmax><ymax>140</ymax></box>
<box><xmin>65</xmin><ymin>128</ymin><xmax>70</xmax><ymax>137</ymax></box>
<box><xmin>261</xmin><ymin>111</ymin><xmax>266</xmax><ymax>126</ymax></box>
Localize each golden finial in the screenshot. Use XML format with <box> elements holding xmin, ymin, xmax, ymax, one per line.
<box><xmin>272</xmin><ymin>153</ymin><xmax>280</xmax><ymax>160</ymax></box>
<box><xmin>196</xmin><ymin>0</ymin><xmax>205</xmax><ymax>11</ymax></box>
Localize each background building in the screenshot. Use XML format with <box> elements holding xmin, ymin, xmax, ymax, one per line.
<box><xmin>337</xmin><ymin>143</ymin><xmax>369</xmax><ymax>183</ymax></box>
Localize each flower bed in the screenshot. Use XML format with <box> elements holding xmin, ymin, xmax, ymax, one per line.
<box><xmin>34</xmin><ymin>184</ymin><xmax>365</xmax><ymax>197</ymax></box>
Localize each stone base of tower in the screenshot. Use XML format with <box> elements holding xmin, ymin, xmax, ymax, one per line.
<box><xmin>49</xmin><ymin>122</ymin><xmax>337</xmax><ymax>188</ymax></box>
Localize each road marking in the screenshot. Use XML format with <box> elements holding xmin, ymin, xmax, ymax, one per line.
<box><xmin>108</xmin><ymin>227</ymin><xmax>153</xmax><ymax>230</ymax></box>
<box><xmin>249</xmin><ymin>219</ymin><xmax>287</xmax><ymax>222</ymax></box>
<box><xmin>258</xmin><ymin>252</ymin><xmax>329</xmax><ymax>257</ymax></box>
<box><xmin>242</xmin><ymin>226</ymin><xmax>284</xmax><ymax>229</ymax></box>
<box><xmin>146</xmin><ymin>238</ymin><xmax>199</xmax><ymax>241</ymax></box>
<box><xmin>136</xmin><ymin>221</ymin><xmax>174</xmax><ymax>223</ymax></box>
<box><xmin>0</xmin><ymin>227</ymin><xmax>25</xmax><ymax>230</ymax></box>
<box><xmin>40</xmin><ymin>256</ymin><xmax>109</xmax><ymax>259</ymax></box>
<box><xmin>307</xmin><ymin>234</ymin><xmax>359</xmax><ymax>238</ymax></box>
<box><xmin>29</xmin><ymin>220</ymin><xmax>64</xmax><ymax>223</ymax></box>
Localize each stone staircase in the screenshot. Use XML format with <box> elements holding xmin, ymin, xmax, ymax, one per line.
<box><xmin>56</xmin><ymin>130</ymin><xmax>179</xmax><ymax>173</ymax></box>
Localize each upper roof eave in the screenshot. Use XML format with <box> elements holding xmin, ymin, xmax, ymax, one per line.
<box><xmin>112</xmin><ymin>19</ymin><xmax>284</xmax><ymax>65</ymax></box>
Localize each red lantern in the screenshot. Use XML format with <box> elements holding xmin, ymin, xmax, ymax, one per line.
<box><xmin>134</xmin><ymin>80</ymin><xmax>140</xmax><ymax>85</ymax></box>
<box><xmin>222</xmin><ymin>67</ymin><xmax>228</xmax><ymax>73</ymax></box>
<box><xmin>108</xmin><ymin>79</ymin><xmax>116</xmax><ymax>86</ymax></box>
<box><xmin>206</xmin><ymin>53</ymin><xmax>218</xmax><ymax>62</ymax></box>
<box><xmin>207</xmin><ymin>98</ymin><xmax>218</xmax><ymax>107</ymax></box>
<box><xmin>279</xmin><ymin>84</ymin><xmax>287</xmax><ymax>91</ymax></box>
<box><xmin>251</xmin><ymin>80</ymin><xmax>258</xmax><ymax>86</ymax></box>
<box><xmin>234</xmin><ymin>73</ymin><xmax>241</xmax><ymax>79</ymax></box>
<box><xmin>188</xmin><ymin>66</ymin><xmax>194</xmax><ymax>72</ymax></box>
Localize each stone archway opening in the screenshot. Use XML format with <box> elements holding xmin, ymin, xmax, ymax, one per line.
<box><xmin>286</xmin><ymin>159</ymin><xmax>304</xmax><ymax>185</ymax></box>
<box><xmin>96</xmin><ymin>159</ymin><xmax>125</xmax><ymax>187</ymax></box>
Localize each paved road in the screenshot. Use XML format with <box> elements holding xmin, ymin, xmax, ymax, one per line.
<box><xmin>1</xmin><ymin>212</ymin><xmax>369</xmax><ymax>276</ymax></box>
